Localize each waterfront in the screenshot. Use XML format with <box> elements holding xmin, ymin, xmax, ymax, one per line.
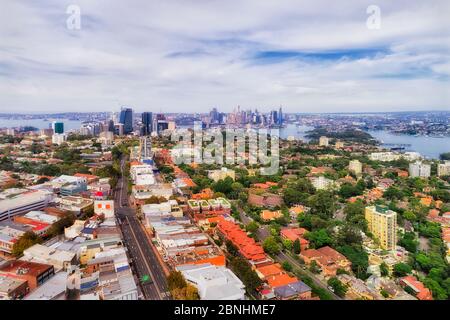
<box><xmin>0</xmin><ymin>118</ymin><xmax>83</xmax><ymax>131</ymax></box>
<box><xmin>367</xmin><ymin>130</ymin><xmax>450</xmax><ymax>160</ymax></box>
<box><xmin>280</xmin><ymin>124</ymin><xmax>313</xmax><ymax>141</ymax></box>
<box><xmin>280</xmin><ymin>124</ymin><xmax>449</xmax><ymax>159</ymax></box>
<box><xmin>0</xmin><ymin>118</ymin><xmax>448</xmax><ymax>159</ymax></box>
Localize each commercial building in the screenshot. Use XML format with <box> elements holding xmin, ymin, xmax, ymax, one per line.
<box><xmin>0</xmin><ymin>260</ymin><xmax>55</xmax><ymax>290</ymax></box>
<box><xmin>119</xmin><ymin>107</ymin><xmax>133</xmax><ymax>134</ymax></box>
<box><xmin>85</xmin><ymin>247</ymin><xmax>138</xmax><ymax>300</ymax></box>
<box><xmin>0</xmin><ymin>189</ymin><xmax>55</xmax><ymax>221</ymax></box>
<box><xmin>177</xmin><ymin>263</ymin><xmax>245</xmax><ymax>300</ymax></box>
<box><xmin>0</xmin><ymin>275</ymin><xmax>29</xmax><ymax>300</ymax></box>
<box><xmin>23</xmin><ymin>271</ymin><xmax>67</xmax><ymax>300</ymax></box>
<box><xmin>141</xmin><ymin>112</ymin><xmax>153</xmax><ymax>135</ymax></box>
<box><xmin>58</xmin><ymin>196</ymin><xmax>93</xmax><ymax>215</ymax></box>
<box><xmin>21</xmin><ymin>244</ymin><xmax>76</xmax><ymax>271</ymax></box>
<box><xmin>78</xmin><ymin>236</ymin><xmax>123</xmax><ymax>265</ymax></box>
<box><xmin>52</xmin><ymin>121</ymin><xmax>64</xmax><ymax>134</ymax></box>
<box><xmin>409</xmin><ymin>161</ymin><xmax>431</xmax><ymax>178</ymax></box>
<box><xmin>51</xmin><ymin>175</ymin><xmax>88</xmax><ymax>196</ymax></box>
<box><xmin>98</xmin><ymin>131</ymin><xmax>114</xmax><ymax>145</ymax></box>
<box><xmin>130</xmin><ymin>163</ymin><xmax>155</xmax><ymax>186</ymax></box>
<box><xmin>131</xmin><ymin>183</ymin><xmax>173</xmax><ymax>206</ymax></box>
<box><xmin>94</xmin><ymin>200</ymin><xmax>114</xmax><ymax>218</ymax></box>
<box><xmin>365</xmin><ymin>206</ymin><xmax>397</xmax><ymax>251</ymax></box>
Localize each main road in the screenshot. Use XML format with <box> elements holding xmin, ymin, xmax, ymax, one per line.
<box><xmin>115</xmin><ymin>156</ymin><xmax>170</xmax><ymax>300</ymax></box>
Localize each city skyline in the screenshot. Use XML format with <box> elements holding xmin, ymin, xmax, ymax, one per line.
<box><xmin>1</xmin><ymin>0</ymin><xmax>449</xmax><ymax>113</ymax></box>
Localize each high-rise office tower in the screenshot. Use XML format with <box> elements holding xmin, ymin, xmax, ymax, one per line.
<box><xmin>107</xmin><ymin>119</ymin><xmax>115</xmax><ymax>133</ymax></box>
<box><xmin>52</xmin><ymin>121</ymin><xmax>64</xmax><ymax>134</ymax></box>
<box><xmin>270</xmin><ymin>110</ymin><xmax>278</xmax><ymax>125</ymax></box>
<box><xmin>141</xmin><ymin>112</ymin><xmax>153</xmax><ymax>136</ymax></box>
<box><xmin>210</xmin><ymin>108</ymin><xmax>219</xmax><ymax>124</ymax></box>
<box><xmin>119</xmin><ymin>107</ymin><xmax>133</xmax><ymax>134</ymax></box>
<box><xmin>278</xmin><ymin>106</ymin><xmax>283</xmax><ymax>125</ymax></box>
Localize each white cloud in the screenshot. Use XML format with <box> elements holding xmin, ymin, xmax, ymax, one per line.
<box><xmin>0</xmin><ymin>0</ymin><xmax>449</xmax><ymax>113</ymax></box>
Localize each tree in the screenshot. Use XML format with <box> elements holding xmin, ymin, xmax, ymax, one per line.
<box><xmin>393</xmin><ymin>263</ymin><xmax>412</xmax><ymax>277</ymax></box>
<box><xmin>304</xmin><ymin>229</ymin><xmax>332</xmax><ymax>248</ymax></box>
<box><xmin>308</xmin><ymin>190</ymin><xmax>336</xmax><ymax>219</ymax></box>
<box><xmin>383</xmin><ymin>186</ymin><xmax>404</xmax><ymax>200</ymax></box>
<box><xmin>171</xmin><ymin>284</ymin><xmax>200</xmax><ymax>300</ymax></box>
<box><xmin>263</xmin><ymin>236</ymin><xmax>281</xmax><ymax>255</ymax></box>
<box><xmin>418</xmin><ymin>222</ymin><xmax>441</xmax><ymax>239</ymax></box>
<box><xmin>339</xmin><ymin>183</ymin><xmax>359</xmax><ymax>199</ymax></box>
<box><xmin>336</xmin><ymin>224</ymin><xmax>363</xmax><ymax>246</ymax></box>
<box><xmin>167</xmin><ymin>271</ymin><xmax>200</xmax><ymax>300</ymax></box>
<box><xmin>402</xmin><ymin>210</ymin><xmax>417</xmax><ymax>222</ymax></box>
<box><xmin>47</xmin><ymin>213</ymin><xmax>76</xmax><ymax>238</ymax></box>
<box><xmin>293</xmin><ymin>238</ymin><xmax>301</xmax><ymax>254</ymax></box>
<box><xmin>167</xmin><ymin>271</ymin><xmax>187</xmax><ymax>291</ymax></box>
<box><xmin>229</xmin><ymin>257</ymin><xmax>262</xmax><ymax>293</ymax></box>
<box><xmin>282</xmin><ymin>239</ymin><xmax>293</xmax><ymax>251</ymax></box>
<box><xmin>398</xmin><ymin>232</ymin><xmax>418</xmax><ymax>253</ymax></box>
<box><xmin>440</xmin><ymin>152</ymin><xmax>450</xmax><ymax>160</ymax></box>
<box><xmin>327</xmin><ymin>277</ymin><xmax>348</xmax><ymax>298</ymax></box>
<box><xmin>36</xmin><ymin>176</ymin><xmax>50</xmax><ymax>184</ymax></box>
<box><xmin>282</xmin><ymin>261</ymin><xmax>293</xmax><ymax>272</ymax></box>
<box><xmin>337</xmin><ymin>245</ymin><xmax>369</xmax><ymax>280</ymax></box>
<box><xmin>282</xmin><ymin>179</ymin><xmax>314</xmax><ymax>206</ymax></box>
<box><xmin>212</xmin><ymin>177</ymin><xmax>234</xmax><ymax>196</ymax></box>
<box><xmin>309</xmin><ymin>260</ymin><xmax>321</xmax><ymax>274</ymax></box>
<box><xmin>144</xmin><ymin>196</ymin><xmax>166</xmax><ymax>204</ymax></box>
<box><xmin>423</xmin><ymin>278</ymin><xmax>448</xmax><ymax>300</ymax></box>
<box><xmin>380</xmin><ymin>262</ymin><xmax>389</xmax><ymax>277</ymax></box>
<box><xmin>245</xmin><ymin>221</ymin><xmax>259</xmax><ymax>233</ymax></box>
<box><xmin>344</xmin><ymin>201</ymin><xmax>364</xmax><ymax>219</ymax></box>
<box><xmin>225</xmin><ymin>240</ymin><xmax>239</xmax><ymax>256</ymax></box>
<box><xmin>12</xmin><ymin>231</ymin><xmax>42</xmax><ymax>257</ymax></box>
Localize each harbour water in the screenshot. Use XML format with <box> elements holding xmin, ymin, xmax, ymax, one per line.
<box><xmin>1</xmin><ymin>119</ymin><xmax>448</xmax><ymax>159</ymax></box>
<box><xmin>279</xmin><ymin>124</ymin><xmax>449</xmax><ymax>159</ymax></box>
<box><xmin>0</xmin><ymin>118</ymin><xmax>83</xmax><ymax>131</ymax></box>
<box><xmin>367</xmin><ymin>130</ymin><xmax>450</xmax><ymax>160</ymax></box>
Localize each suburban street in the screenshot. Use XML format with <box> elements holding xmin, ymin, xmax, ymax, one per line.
<box><xmin>115</xmin><ymin>156</ymin><xmax>170</xmax><ymax>300</ymax></box>
<box><xmin>235</xmin><ymin>203</ymin><xmax>342</xmax><ymax>300</ymax></box>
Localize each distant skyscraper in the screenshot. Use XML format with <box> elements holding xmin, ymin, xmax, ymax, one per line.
<box><xmin>278</xmin><ymin>106</ymin><xmax>283</xmax><ymax>125</ymax></box>
<box><xmin>52</xmin><ymin>121</ymin><xmax>64</xmax><ymax>134</ymax></box>
<box><xmin>107</xmin><ymin>119</ymin><xmax>115</xmax><ymax>133</ymax></box>
<box><xmin>119</xmin><ymin>107</ymin><xmax>133</xmax><ymax>134</ymax></box>
<box><xmin>141</xmin><ymin>112</ymin><xmax>153</xmax><ymax>136</ymax></box>
<box><xmin>210</xmin><ymin>107</ymin><xmax>219</xmax><ymax>124</ymax></box>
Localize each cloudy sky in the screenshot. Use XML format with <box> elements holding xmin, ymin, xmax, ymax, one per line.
<box><xmin>1</xmin><ymin>0</ymin><xmax>449</xmax><ymax>113</ymax></box>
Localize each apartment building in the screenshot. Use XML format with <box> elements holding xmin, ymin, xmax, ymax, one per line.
<box><xmin>409</xmin><ymin>161</ymin><xmax>431</xmax><ymax>178</ymax></box>
<box><xmin>365</xmin><ymin>206</ymin><xmax>397</xmax><ymax>251</ymax></box>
